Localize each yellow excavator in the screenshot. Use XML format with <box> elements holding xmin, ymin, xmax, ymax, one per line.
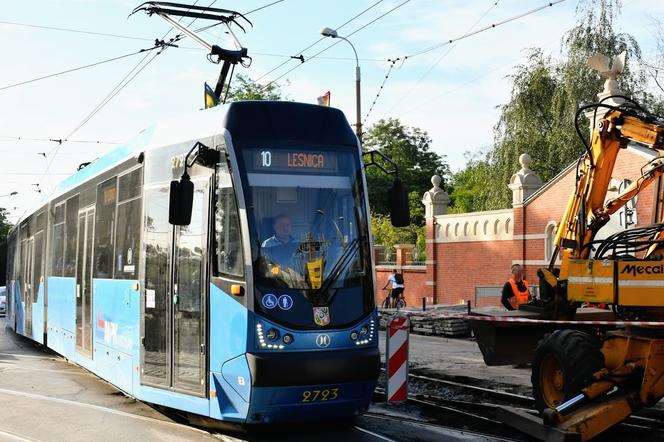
<box><xmin>513</xmin><ymin>94</ymin><xmax>664</xmax><ymax>440</ymax></box>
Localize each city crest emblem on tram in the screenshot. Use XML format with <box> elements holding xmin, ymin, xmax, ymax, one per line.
<box><xmin>313</xmin><ymin>307</ymin><xmax>330</xmax><ymax>326</ymax></box>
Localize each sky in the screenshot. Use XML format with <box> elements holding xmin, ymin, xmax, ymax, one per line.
<box><xmin>1</xmin><ymin>0</ymin><xmax>663</xmax><ymax>222</ymax></box>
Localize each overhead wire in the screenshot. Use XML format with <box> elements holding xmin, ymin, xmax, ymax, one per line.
<box><xmin>243</xmin><ymin>0</ymin><xmax>287</xmax><ymax>16</ymax></box>
<box><xmin>189</xmin><ymin>0</ymin><xmax>289</xmax><ymax>36</ymax></box>
<box><xmin>0</xmin><ymin>136</ymin><xmax>119</xmax><ymax>144</ymax></box>
<box><xmin>263</xmin><ymin>0</ymin><xmax>411</xmax><ymax>87</ymax></box>
<box><xmin>253</xmin><ymin>0</ymin><xmax>386</xmax><ymax>83</ymax></box>
<box><xmin>363</xmin><ymin>58</ymin><xmax>399</xmax><ymax>125</ymax></box>
<box><xmin>383</xmin><ymin>0</ymin><xmax>502</xmax><ymax>116</ymax></box>
<box><xmin>0</xmin><ymin>48</ymin><xmax>159</xmax><ymax>92</ymax></box>
<box><xmin>38</xmin><ymin>47</ymin><xmax>164</xmax><ymax>183</ymax></box>
<box><xmin>379</xmin><ymin>0</ymin><xmax>566</xmax><ymax>119</ymax></box>
<box><xmin>398</xmin><ymin>34</ymin><xmax>561</xmax><ymax>115</ymax></box>
<box><xmin>405</xmin><ymin>0</ymin><xmax>565</xmax><ymax>60</ymax></box>
<box><xmin>250</xmin><ymin>52</ymin><xmax>387</xmax><ymax>62</ymax></box>
<box><xmin>0</xmin><ymin>20</ymin><xmax>153</xmax><ymax>41</ymax></box>
<box><xmin>37</xmin><ymin>0</ymin><xmax>212</xmax><ymax>188</ymax></box>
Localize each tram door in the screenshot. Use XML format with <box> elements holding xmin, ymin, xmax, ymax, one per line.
<box><xmin>142</xmin><ymin>171</ymin><xmax>211</xmax><ymax>396</ymax></box>
<box><xmin>75</xmin><ymin>207</ymin><xmax>95</xmax><ymax>356</ymax></box>
<box><xmin>21</xmin><ymin>237</ymin><xmax>34</xmax><ymax>336</ymax></box>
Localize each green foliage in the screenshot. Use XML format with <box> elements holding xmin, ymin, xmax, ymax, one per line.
<box><xmin>363</xmin><ymin>118</ymin><xmax>450</xmax><ymax>219</ymax></box>
<box><xmin>370</xmin><ymin>212</ymin><xmax>424</xmax><ymax>248</ymax></box>
<box><xmin>225</xmin><ymin>74</ymin><xmax>287</xmax><ymax>102</ymax></box>
<box><xmin>449</xmin><ymin>151</ymin><xmax>494</xmax><ymax>213</ymax></box>
<box><xmin>0</xmin><ymin>208</ymin><xmax>13</xmax><ymax>244</ymax></box>
<box><xmin>451</xmin><ymin>0</ymin><xmax>657</xmax><ymax>212</ymax></box>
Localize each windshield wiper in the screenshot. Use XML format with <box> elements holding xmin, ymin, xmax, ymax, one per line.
<box><xmin>313</xmin><ymin>238</ymin><xmax>360</xmax><ymax>304</ymax></box>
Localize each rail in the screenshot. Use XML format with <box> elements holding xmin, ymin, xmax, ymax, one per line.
<box><xmin>375</xmin><ymin>368</ymin><xmax>664</xmax><ymax>441</ymax></box>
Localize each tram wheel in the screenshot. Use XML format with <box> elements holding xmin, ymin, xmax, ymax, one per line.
<box><xmin>531</xmin><ymin>329</ymin><xmax>604</xmax><ymax>412</ymax></box>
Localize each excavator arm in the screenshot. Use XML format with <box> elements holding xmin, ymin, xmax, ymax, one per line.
<box><xmin>517</xmin><ymin>100</ymin><xmax>664</xmax><ymax>442</ymax></box>
<box><xmin>555</xmin><ymin>111</ymin><xmax>664</xmax><ymax>261</ymax></box>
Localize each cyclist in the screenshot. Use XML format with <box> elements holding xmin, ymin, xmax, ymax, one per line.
<box><xmin>382</xmin><ymin>269</ymin><xmax>404</xmax><ymax>308</ymax></box>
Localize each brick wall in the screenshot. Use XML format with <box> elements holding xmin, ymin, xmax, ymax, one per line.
<box><xmin>376</xmin><ymin>266</ymin><xmax>429</xmax><ymax>307</ymax></box>
<box><xmin>425</xmin><ymin>147</ymin><xmax>659</xmax><ymax>308</ymax></box>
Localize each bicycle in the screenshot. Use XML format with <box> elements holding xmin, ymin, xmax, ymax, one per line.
<box><xmin>381</xmin><ymin>289</ymin><xmax>406</xmax><ymax>309</ymax></box>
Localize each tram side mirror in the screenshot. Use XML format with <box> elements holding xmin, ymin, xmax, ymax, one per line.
<box><xmin>169</xmin><ymin>176</ymin><xmax>194</xmax><ymax>226</ymax></box>
<box><xmin>388</xmin><ymin>178</ymin><xmax>410</xmax><ymax>227</ymax></box>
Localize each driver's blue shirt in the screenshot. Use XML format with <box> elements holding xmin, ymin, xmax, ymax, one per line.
<box><xmin>261</xmin><ymin>236</ymin><xmax>294</xmax><ymax>247</ymax></box>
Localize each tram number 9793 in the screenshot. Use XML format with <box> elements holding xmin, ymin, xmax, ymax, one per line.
<box><xmin>301</xmin><ymin>388</ymin><xmax>339</xmax><ymax>403</ymax></box>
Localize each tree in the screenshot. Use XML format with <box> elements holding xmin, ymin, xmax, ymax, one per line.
<box><xmin>0</xmin><ymin>208</ymin><xmax>12</xmax><ymax>244</ymax></box>
<box><xmin>363</xmin><ymin>119</ymin><xmax>448</xmax><ymax>251</ymax></box>
<box><xmin>363</xmin><ymin>118</ymin><xmax>451</xmax><ymax>220</ymax></box>
<box><xmin>451</xmin><ymin>0</ymin><xmax>654</xmax><ymax>211</ymax></box>
<box><xmin>448</xmin><ymin>151</ymin><xmax>494</xmax><ymax>213</ymax></box>
<box><xmin>371</xmin><ymin>212</ymin><xmax>425</xmax><ymax>253</ymax></box>
<box><xmin>224</xmin><ymin>74</ymin><xmax>287</xmax><ymax>102</ymax></box>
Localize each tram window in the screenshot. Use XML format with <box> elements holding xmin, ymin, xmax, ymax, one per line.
<box><xmin>115</xmin><ymin>168</ymin><xmax>142</xmax><ymax>279</ymax></box>
<box><xmin>52</xmin><ymin>203</ymin><xmax>66</xmax><ymax>276</ymax></box>
<box><xmin>118</xmin><ymin>168</ymin><xmax>142</xmax><ymax>201</ymax></box>
<box><xmin>215</xmin><ymin>187</ymin><xmax>244</xmax><ymax>277</ymax></box>
<box><xmin>94</xmin><ymin>178</ymin><xmax>117</xmax><ymax>279</ymax></box>
<box><xmin>33</xmin><ymin>231</ymin><xmax>44</xmax><ymax>302</ymax></box>
<box><xmin>115</xmin><ymin>199</ymin><xmax>141</xmax><ymax>279</ymax></box>
<box><xmin>35</xmin><ymin>211</ymin><xmax>45</xmax><ymax>231</ymax></box>
<box><xmin>64</xmin><ymin>195</ymin><xmax>79</xmax><ymax>277</ymax></box>
<box><xmin>31</xmin><ymin>211</ymin><xmax>45</xmax><ymax>301</ymax></box>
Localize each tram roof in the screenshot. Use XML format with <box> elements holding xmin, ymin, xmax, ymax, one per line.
<box><xmin>16</xmin><ymin>101</ymin><xmax>355</xmax><ymax>225</ymax></box>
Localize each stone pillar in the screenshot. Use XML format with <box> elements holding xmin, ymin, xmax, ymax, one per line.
<box><xmin>394</xmin><ymin>244</ymin><xmax>415</xmax><ymax>267</ymax></box>
<box><xmin>585</xmin><ymin>52</ymin><xmax>626</xmax><ymax>131</ymax></box>
<box><xmin>509</xmin><ymin>154</ymin><xmax>543</xmax><ymax>281</ymax></box>
<box><xmin>508</xmin><ymin>154</ymin><xmax>542</xmax><ymax>207</ymax></box>
<box><xmin>421</xmin><ymin>175</ymin><xmax>449</xmax><ymax>306</ymax></box>
<box><xmin>422</xmin><ymin>175</ymin><xmax>449</xmax><ymax>218</ymax></box>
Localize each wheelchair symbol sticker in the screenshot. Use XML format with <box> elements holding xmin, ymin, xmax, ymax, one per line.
<box><xmin>262</xmin><ymin>294</ymin><xmax>278</xmax><ymax>309</ymax></box>
<box><xmin>277</xmin><ymin>294</ymin><xmax>293</xmax><ymax>310</ymax></box>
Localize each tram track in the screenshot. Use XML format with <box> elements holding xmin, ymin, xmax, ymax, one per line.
<box><xmin>376</xmin><ymin>369</ymin><xmax>664</xmax><ymax>441</ymax></box>
<box><xmin>363</xmin><ymin>409</ymin><xmax>516</xmax><ymax>441</ymax></box>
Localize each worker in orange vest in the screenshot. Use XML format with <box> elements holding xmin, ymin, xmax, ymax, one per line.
<box><xmin>501</xmin><ymin>264</ymin><xmax>530</xmax><ymax>311</ymax></box>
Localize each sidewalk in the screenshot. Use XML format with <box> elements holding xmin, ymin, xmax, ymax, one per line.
<box><xmin>0</xmin><ymin>319</ymin><xmax>223</xmax><ymax>442</ymax></box>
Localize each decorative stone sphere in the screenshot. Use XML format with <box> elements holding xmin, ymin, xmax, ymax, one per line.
<box><xmin>519</xmin><ymin>153</ymin><xmax>532</xmax><ymax>169</ymax></box>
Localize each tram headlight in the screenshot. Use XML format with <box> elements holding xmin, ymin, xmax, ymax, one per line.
<box><xmin>360</xmin><ymin>326</ymin><xmax>368</xmax><ymax>335</ymax></box>
<box><xmin>266</xmin><ymin>328</ymin><xmax>279</xmax><ymax>341</ymax></box>
<box><xmin>350</xmin><ymin>331</ymin><xmax>359</xmax><ymax>341</ymax></box>
<box><xmin>283</xmin><ymin>334</ymin><xmax>293</xmax><ymax>345</ymax></box>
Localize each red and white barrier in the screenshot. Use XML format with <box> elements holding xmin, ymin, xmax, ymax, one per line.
<box><xmin>386</xmin><ymin>314</ymin><xmax>410</xmax><ymax>404</ymax></box>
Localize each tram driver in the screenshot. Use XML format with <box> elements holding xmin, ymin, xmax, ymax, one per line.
<box><xmin>261</xmin><ymin>214</ymin><xmax>294</xmax><ymax>247</ymax></box>
<box><xmin>260</xmin><ymin>214</ymin><xmax>305</xmax><ymax>284</ymax></box>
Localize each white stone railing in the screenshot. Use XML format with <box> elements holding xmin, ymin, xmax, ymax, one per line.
<box><xmin>433</xmin><ymin>209</ymin><xmax>513</xmax><ymax>243</ymax></box>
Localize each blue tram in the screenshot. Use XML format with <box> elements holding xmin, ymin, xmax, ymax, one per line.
<box><xmin>5</xmin><ymin>101</ymin><xmax>402</xmax><ymax>425</ymax></box>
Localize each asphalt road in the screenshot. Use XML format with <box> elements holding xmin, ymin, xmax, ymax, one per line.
<box><xmin>379</xmin><ymin>332</ymin><xmax>533</xmax><ymax>396</ymax></box>
<box><xmin>0</xmin><ymin>318</ymin><xmax>227</xmax><ymax>441</ymax></box>
<box><xmin>0</xmin><ymin>318</ymin><xmax>483</xmax><ymax>442</ymax></box>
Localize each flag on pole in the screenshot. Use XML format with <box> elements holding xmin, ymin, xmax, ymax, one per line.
<box><xmin>317</xmin><ymin>91</ymin><xmax>331</xmax><ymax>107</ymax></box>
<box><xmin>204</xmin><ymin>82</ymin><xmax>219</xmax><ymax>109</ymax></box>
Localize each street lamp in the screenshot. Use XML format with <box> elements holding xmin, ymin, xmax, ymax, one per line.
<box><xmin>320</xmin><ymin>27</ymin><xmax>362</xmax><ymax>144</ymax></box>
<box><xmin>0</xmin><ymin>191</ymin><xmax>17</xmax><ymax>197</ymax></box>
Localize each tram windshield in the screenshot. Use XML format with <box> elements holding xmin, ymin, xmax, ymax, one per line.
<box><xmin>239</xmin><ymin>145</ymin><xmax>369</xmax><ymax>302</ymax></box>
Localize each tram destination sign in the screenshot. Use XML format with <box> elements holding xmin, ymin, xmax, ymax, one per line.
<box><xmin>251</xmin><ymin>148</ymin><xmax>338</xmax><ymax>173</ymax></box>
